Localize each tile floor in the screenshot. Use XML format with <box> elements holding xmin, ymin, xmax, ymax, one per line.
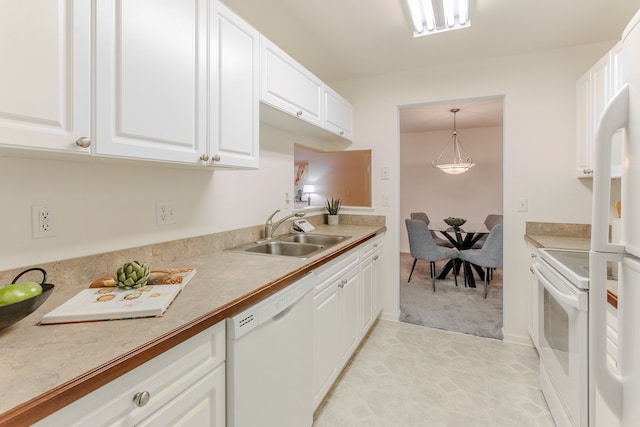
<box><xmin>313</xmin><ymin>320</ymin><xmax>555</xmax><ymax>427</ymax></box>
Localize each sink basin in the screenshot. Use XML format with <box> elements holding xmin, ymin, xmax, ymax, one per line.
<box><xmin>226</xmin><ymin>233</ymin><xmax>351</xmax><ymax>258</ymax></box>
<box><xmin>243</xmin><ymin>241</ymin><xmax>323</xmax><ymax>257</ymax></box>
<box><xmin>279</xmin><ymin>233</ymin><xmax>350</xmax><ymax>246</ymax></box>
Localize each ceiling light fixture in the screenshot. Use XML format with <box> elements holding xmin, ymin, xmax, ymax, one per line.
<box><xmin>432</xmin><ymin>108</ymin><xmax>475</xmax><ymax>175</ymax></box>
<box><xmin>406</xmin><ymin>0</ymin><xmax>470</xmax><ymax>37</ymax></box>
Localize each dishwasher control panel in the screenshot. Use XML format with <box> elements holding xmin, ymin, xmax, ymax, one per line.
<box><xmin>228</xmin><ymin>273</ymin><xmax>315</xmax><ymax>340</ymax></box>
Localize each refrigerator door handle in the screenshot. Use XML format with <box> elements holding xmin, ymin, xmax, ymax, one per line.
<box><xmin>589</xmin><ymin>251</ymin><xmax>623</xmax><ymax>418</ymax></box>
<box><xmin>592</xmin><ymin>84</ymin><xmax>629</xmax><ymax>254</ymax></box>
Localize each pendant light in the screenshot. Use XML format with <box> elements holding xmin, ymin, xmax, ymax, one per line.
<box><xmin>432</xmin><ymin>108</ymin><xmax>475</xmax><ymax>174</ymax></box>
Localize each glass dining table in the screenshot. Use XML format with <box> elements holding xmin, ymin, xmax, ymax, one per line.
<box><xmin>428</xmin><ymin>222</ymin><xmax>490</xmax><ymax>288</ymax></box>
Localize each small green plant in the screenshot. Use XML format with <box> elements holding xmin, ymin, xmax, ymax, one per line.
<box><xmin>325</xmin><ymin>197</ymin><xmax>341</xmax><ymax>215</ymax></box>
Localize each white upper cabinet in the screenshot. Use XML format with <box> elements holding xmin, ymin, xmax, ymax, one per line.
<box><xmin>323</xmin><ymin>86</ymin><xmax>353</xmax><ymax>140</ymax></box>
<box><xmin>260</xmin><ymin>36</ymin><xmax>323</xmax><ymax>127</ymax></box>
<box><xmin>97</xmin><ymin>0</ymin><xmax>259</xmax><ymax>167</ymax></box>
<box><xmin>95</xmin><ymin>0</ymin><xmax>208</xmax><ymax>165</ymax></box>
<box><xmin>0</xmin><ymin>0</ymin><xmax>91</xmax><ymax>155</ymax></box>
<box><xmin>576</xmin><ymin>41</ymin><xmax>624</xmax><ymax>178</ymax></box>
<box><xmin>209</xmin><ymin>2</ymin><xmax>260</xmax><ymax>168</ymax></box>
<box><xmin>259</xmin><ymin>35</ymin><xmax>353</xmax><ymax>143</ymax></box>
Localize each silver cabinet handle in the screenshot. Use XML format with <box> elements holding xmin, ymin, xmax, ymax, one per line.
<box><xmin>200</xmin><ymin>154</ymin><xmax>210</xmax><ymax>161</ymax></box>
<box><xmin>373</xmin><ymin>243</ymin><xmax>378</xmax><ymax>248</ymax></box>
<box><xmin>296</xmin><ymin>110</ymin><xmax>303</xmax><ymax>117</ymax></box>
<box><xmin>339</xmin><ymin>279</ymin><xmax>347</xmax><ymax>288</ymax></box>
<box><xmin>529</xmin><ymin>253</ymin><xmax>537</xmax><ymax>259</ymax></box>
<box><xmin>133</xmin><ymin>391</ymin><xmax>151</xmax><ymax>407</ymax></box>
<box><xmin>339</xmin><ymin>130</ymin><xmax>344</xmax><ymax>135</ymax></box>
<box><xmin>530</xmin><ymin>267</ymin><xmax>535</xmax><ymax>274</ymax></box>
<box><xmin>583</xmin><ymin>168</ymin><xmax>593</xmax><ymax>175</ymax></box>
<box><xmin>75</xmin><ymin>137</ymin><xmax>91</xmax><ymax>148</ymax></box>
<box><xmin>373</xmin><ymin>255</ymin><xmax>379</xmax><ymax>261</ymax></box>
<box><xmin>212</xmin><ymin>154</ymin><xmax>221</xmax><ymax>162</ymax></box>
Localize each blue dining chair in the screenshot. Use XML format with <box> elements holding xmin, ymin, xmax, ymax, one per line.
<box><xmin>405</xmin><ymin>219</ymin><xmax>459</xmax><ymax>291</ymax></box>
<box><xmin>458</xmin><ymin>224</ymin><xmax>503</xmax><ymax>298</ymax></box>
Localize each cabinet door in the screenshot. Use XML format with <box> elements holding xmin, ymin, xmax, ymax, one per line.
<box><xmin>260</xmin><ymin>36</ymin><xmax>323</xmax><ymax>127</ymax></box>
<box><xmin>95</xmin><ymin>0</ymin><xmax>208</xmax><ymax>164</ymax></box>
<box><xmin>323</xmin><ymin>86</ymin><xmax>353</xmax><ymax>140</ymax></box>
<box><xmin>138</xmin><ymin>363</ymin><xmax>225</xmax><ymax>427</ymax></box>
<box><xmin>0</xmin><ymin>0</ymin><xmax>91</xmax><ymax>154</ymax></box>
<box><xmin>339</xmin><ymin>266</ymin><xmax>360</xmax><ymax>367</ymax></box>
<box><xmin>209</xmin><ymin>3</ymin><xmax>259</xmax><ymax>168</ymax></box>
<box><xmin>373</xmin><ymin>248</ymin><xmax>384</xmax><ymax>315</ymax></box>
<box><xmin>610</xmin><ymin>42</ymin><xmax>624</xmax><ymax>179</ymax></box>
<box><xmin>313</xmin><ymin>282</ymin><xmax>340</xmax><ymax>409</ymax></box>
<box><xmin>360</xmin><ymin>256</ymin><xmax>374</xmax><ymax>335</ymax></box>
<box><xmin>576</xmin><ymin>72</ymin><xmax>593</xmax><ymax>177</ymax></box>
<box><xmin>527</xmin><ymin>249</ymin><xmax>539</xmax><ymax>350</ymax></box>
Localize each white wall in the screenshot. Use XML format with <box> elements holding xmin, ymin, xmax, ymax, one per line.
<box><xmin>399</xmin><ymin>125</ymin><xmax>503</xmax><ymax>253</ymax></box>
<box><xmin>0</xmin><ymin>38</ymin><xmax>614</xmax><ymax>344</ymax></box>
<box><xmin>0</xmin><ymin>124</ymin><xmax>295</xmax><ymax>271</ymax></box>
<box><xmin>332</xmin><ymin>41</ymin><xmax>613</xmax><ymax>344</ymax></box>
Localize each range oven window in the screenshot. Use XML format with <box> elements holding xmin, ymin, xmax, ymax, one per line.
<box><xmin>543</xmin><ymin>288</ymin><xmax>570</xmax><ymax>374</ymax></box>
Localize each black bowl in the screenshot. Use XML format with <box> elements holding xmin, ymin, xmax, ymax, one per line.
<box><xmin>0</xmin><ymin>268</ymin><xmax>55</xmax><ymax>331</ymax></box>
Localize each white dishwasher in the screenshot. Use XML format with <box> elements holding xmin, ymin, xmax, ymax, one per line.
<box><xmin>227</xmin><ymin>273</ymin><xmax>315</xmax><ymax>427</ymax></box>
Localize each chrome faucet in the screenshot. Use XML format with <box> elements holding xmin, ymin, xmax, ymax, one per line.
<box><xmin>264</xmin><ymin>209</ymin><xmax>305</xmax><ymax>240</ymax></box>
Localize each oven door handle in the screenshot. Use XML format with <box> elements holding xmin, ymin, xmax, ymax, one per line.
<box><xmin>532</xmin><ymin>264</ymin><xmax>586</xmax><ymax>311</ymax></box>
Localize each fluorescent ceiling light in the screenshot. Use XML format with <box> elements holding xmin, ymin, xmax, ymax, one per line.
<box><xmin>407</xmin><ymin>0</ymin><xmax>471</xmax><ymax>37</ymax></box>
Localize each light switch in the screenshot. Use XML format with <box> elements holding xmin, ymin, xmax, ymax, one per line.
<box><xmin>518</xmin><ymin>197</ymin><xmax>528</xmax><ymax>212</ymax></box>
<box><xmin>381</xmin><ymin>167</ymin><xmax>390</xmax><ymax>180</ymax></box>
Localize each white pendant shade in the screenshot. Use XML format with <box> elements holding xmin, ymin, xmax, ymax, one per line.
<box><xmin>432</xmin><ymin>108</ymin><xmax>475</xmax><ymax>175</ymax></box>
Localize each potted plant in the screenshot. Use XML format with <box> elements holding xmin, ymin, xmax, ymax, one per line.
<box><xmin>325</xmin><ymin>197</ymin><xmax>341</xmax><ymax>225</ymax></box>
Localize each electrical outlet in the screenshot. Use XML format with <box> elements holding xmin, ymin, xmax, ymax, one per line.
<box><xmin>31</xmin><ymin>205</ymin><xmax>56</xmax><ymax>238</ymax></box>
<box><xmin>156</xmin><ymin>201</ymin><xmax>176</xmax><ymax>225</ymax></box>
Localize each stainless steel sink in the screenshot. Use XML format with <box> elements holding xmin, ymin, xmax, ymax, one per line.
<box><xmin>244</xmin><ymin>241</ymin><xmax>323</xmax><ymax>257</ymax></box>
<box><xmin>226</xmin><ymin>233</ymin><xmax>351</xmax><ymax>258</ymax></box>
<box><xmin>279</xmin><ymin>233</ymin><xmax>349</xmax><ymax>246</ymax></box>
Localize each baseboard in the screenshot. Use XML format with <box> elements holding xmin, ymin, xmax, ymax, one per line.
<box><xmin>379</xmin><ymin>309</ymin><xmax>400</xmax><ymax>322</ymax></box>
<box><xmin>503</xmin><ymin>331</ymin><xmax>534</xmax><ymax>347</ymax></box>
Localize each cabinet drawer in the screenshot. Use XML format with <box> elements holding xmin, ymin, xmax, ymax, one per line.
<box><xmin>36</xmin><ymin>322</ymin><xmax>225</xmax><ymax>427</ymax></box>
<box><xmin>314</xmin><ymin>249</ymin><xmax>359</xmax><ymax>290</ymax></box>
<box><xmin>361</xmin><ymin>235</ymin><xmax>384</xmax><ymax>258</ymax></box>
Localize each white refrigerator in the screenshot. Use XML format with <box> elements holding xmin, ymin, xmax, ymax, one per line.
<box><xmin>590</xmin><ymin>7</ymin><xmax>640</xmax><ymax>427</ymax></box>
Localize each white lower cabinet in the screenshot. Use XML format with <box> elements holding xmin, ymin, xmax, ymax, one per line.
<box><xmin>312</xmin><ymin>250</ymin><xmax>360</xmax><ymax>409</ymax></box>
<box><xmin>312</xmin><ymin>233</ymin><xmax>385</xmax><ymax>410</ymax></box>
<box><xmin>34</xmin><ymin>322</ymin><xmax>226</xmax><ymax>427</ymax></box>
<box><xmin>526</xmin><ymin>243</ymin><xmax>539</xmax><ymax>351</ymax></box>
<box><xmin>360</xmin><ymin>235</ymin><xmax>384</xmax><ymax>335</ymax></box>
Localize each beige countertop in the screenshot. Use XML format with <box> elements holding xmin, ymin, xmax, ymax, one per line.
<box><xmin>0</xmin><ymin>223</ymin><xmax>384</xmax><ymax>426</ymax></box>
<box><xmin>524</xmin><ymin>234</ymin><xmax>591</xmax><ymax>251</ymax></box>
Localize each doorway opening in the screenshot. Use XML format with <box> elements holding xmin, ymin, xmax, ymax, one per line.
<box><xmin>398</xmin><ymin>95</ymin><xmax>505</xmax><ymax>339</ymax></box>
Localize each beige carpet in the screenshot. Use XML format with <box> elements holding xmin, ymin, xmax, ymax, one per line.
<box><xmin>399</xmin><ymin>252</ymin><xmax>504</xmax><ymax>340</ymax></box>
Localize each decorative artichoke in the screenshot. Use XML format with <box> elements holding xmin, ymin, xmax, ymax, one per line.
<box><xmin>114</xmin><ymin>261</ymin><xmax>150</xmax><ymax>289</ymax></box>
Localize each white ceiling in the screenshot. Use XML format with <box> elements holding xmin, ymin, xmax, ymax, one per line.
<box><xmin>220</xmin><ymin>0</ymin><xmax>640</xmax><ymax>131</ymax></box>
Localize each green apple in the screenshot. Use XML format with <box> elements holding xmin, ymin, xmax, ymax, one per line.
<box><xmin>0</xmin><ymin>281</ymin><xmax>43</xmax><ymax>307</ymax></box>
